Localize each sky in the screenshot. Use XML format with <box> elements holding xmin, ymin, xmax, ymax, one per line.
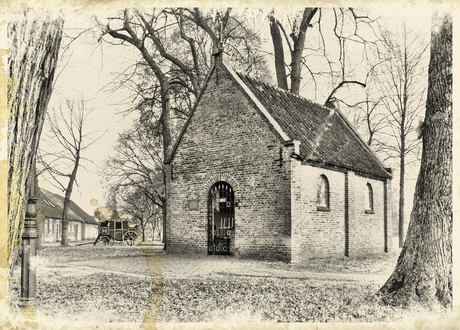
<box><xmin>33</xmin><ymin>5</ymin><xmax>433</xmax><ymax>218</ymax></box>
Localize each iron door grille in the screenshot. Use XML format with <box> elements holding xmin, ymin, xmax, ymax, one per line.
<box><xmin>208</xmin><ymin>182</ymin><xmax>235</xmax><ymax>255</ymax></box>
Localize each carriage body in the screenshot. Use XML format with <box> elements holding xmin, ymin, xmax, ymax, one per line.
<box><xmin>95</xmin><ymin>220</ymin><xmax>140</xmax><ymax>246</ymax></box>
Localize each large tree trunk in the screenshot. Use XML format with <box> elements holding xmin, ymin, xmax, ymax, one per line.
<box><xmin>378</xmin><ymin>10</ymin><xmax>452</xmax><ymax>308</ymax></box>
<box><xmin>290</xmin><ymin>8</ymin><xmax>317</xmax><ymax>95</ymax></box>
<box><xmin>269</xmin><ymin>15</ymin><xmax>288</xmax><ymax>91</ymax></box>
<box><xmin>32</xmin><ymin>157</ymin><xmax>43</xmax><ymax>251</ymax></box>
<box><xmin>269</xmin><ymin>8</ymin><xmax>317</xmax><ymax>95</ymax></box>
<box><xmin>6</xmin><ymin>8</ymin><xmax>64</xmax><ymax>267</ymax></box>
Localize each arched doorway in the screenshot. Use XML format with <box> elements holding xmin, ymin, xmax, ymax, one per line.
<box><xmin>208</xmin><ymin>181</ymin><xmax>235</xmax><ymax>255</ymax></box>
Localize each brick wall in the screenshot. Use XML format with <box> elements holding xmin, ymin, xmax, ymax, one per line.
<box><xmin>291</xmin><ymin>164</ymin><xmax>390</xmax><ymax>263</ymax></box>
<box><xmin>166</xmin><ymin>60</ymin><xmax>391</xmax><ymax>262</ymax></box>
<box><xmin>292</xmin><ymin>165</ymin><xmax>347</xmax><ymax>262</ymax></box>
<box><xmin>348</xmin><ymin>173</ymin><xmax>386</xmax><ymax>255</ymax></box>
<box><xmin>166</xmin><ymin>61</ymin><xmax>293</xmax><ymax>261</ymax></box>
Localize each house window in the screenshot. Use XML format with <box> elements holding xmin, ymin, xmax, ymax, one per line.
<box><xmin>47</xmin><ymin>219</ymin><xmax>52</xmax><ymax>234</ymax></box>
<box><xmin>365</xmin><ymin>183</ymin><xmax>374</xmax><ymax>214</ymax></box>
<box><xmin>49</xmin><ymin>219</ymin><xmax>54</xmax><ymax>234</ymax></box>
<box><xmin>317</xmin><ymin>175</ymin><xmax>330</xmax><ymax>212</ymax></box>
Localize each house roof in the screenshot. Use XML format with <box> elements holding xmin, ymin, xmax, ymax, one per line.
<box><xmin>167</xmin><ymin>60</ymin><xmax>391</xmax><ymax>180</ymax></box>
<box><xmin>37</xmin><ymin>189</ymin><xmax>99</xmax><ymax>225</ymax></box>
<box><xmin>233</xmin><ymin>71</ymin><xmax>391</xmax><ymax>179</ymax></box>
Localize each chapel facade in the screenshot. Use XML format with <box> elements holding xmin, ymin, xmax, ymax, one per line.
<box><xmin>165</xmin><ymin>53</ymin><xmax>393</xmax><ymax>263</ymax></box>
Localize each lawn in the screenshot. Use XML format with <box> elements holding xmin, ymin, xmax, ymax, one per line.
<box><xmin>5</xmin><ymin>244</ymin><xmax>450</xmax><ymax>327</ymax></box>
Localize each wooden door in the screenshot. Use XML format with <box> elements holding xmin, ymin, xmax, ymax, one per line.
<box><xmin>208</xmin><ymin>182</ymin><xmax>235</xmax><ymax>255</ymax></box>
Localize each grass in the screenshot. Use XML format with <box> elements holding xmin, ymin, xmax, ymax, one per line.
<box><xmin>269</xmin><ymin>253</ymin><xmax>399</xmax><ymax>274</ymax></box>
<box><xmin>159</xmin><ymin>278</ymin><xmax>390</xmax><ymax>323</ymax></box>
<box><xmin>38</xmin><ymin>242</ymin><xmax>149</xmax><ymax>263</ymax></box>
<box><xmin>5</xmin><ymin>245</ymin><xmax>449</xmax><ymax>326</ymax></box>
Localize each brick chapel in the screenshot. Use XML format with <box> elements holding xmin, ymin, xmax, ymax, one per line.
<box><xmin>165</xmin><ymin>52</ymin><xmax>393</xmax><ymax>263</ymax></box>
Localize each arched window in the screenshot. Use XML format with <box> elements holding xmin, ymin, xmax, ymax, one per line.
<box><xmin>365</xmin><ymin>183</ymin><xmax>374</xmax><ymax>213</ymax></box>
<box><xmin>317</xmin><ymin>175</ymin><xmax>330</xmax><ymax>211</ymax></box>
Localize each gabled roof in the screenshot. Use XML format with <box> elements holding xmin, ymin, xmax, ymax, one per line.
<box><xmin>37</xmin><ymin>189</ymin><xmax>99</xmax><ymax>225</ymax></box>
<box><xmin>167</xmin><ymin>60</ymin><xmax>391</xmax><ymax>180</ymax></box>
<box><xmin>234</xmin><ymin>72</ymin><xmax>391</xmax><ymax>179</ymax></box>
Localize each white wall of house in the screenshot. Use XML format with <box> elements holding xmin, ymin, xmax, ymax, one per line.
<box><xmin>83</xmin><ymin>223</ymin><xmax>99</xmax><ymax>240</ymax></box>
<box><xmin>67</xmin><ymin>221</ymin><xmax>81</xmax><ymax>241</ymax></box>
<box><xmin>40</xmin><ymin>218</ymin><xmax>60</xmax><ymax>243</ymax></box>
<box><xmin>40</xmin><ymin>218</ymin><xmax>98</xmax><ymax>242</ymax></box>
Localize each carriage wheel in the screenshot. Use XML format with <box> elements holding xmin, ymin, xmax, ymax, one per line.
<box><xmin>123</xmin><ymin>231</ymin><xmax>138</xmax><ymax>246</ymax></box>
<box><xmin>101</xmin><ymin>236</ymin><xmax>110</xmax><ymax>246</ymax></box>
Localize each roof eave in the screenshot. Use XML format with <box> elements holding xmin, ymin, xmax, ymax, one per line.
<box><xmin>304</xmin><ymin>158</ymin><xmax>392</xmax><ymax>180</ymax></box>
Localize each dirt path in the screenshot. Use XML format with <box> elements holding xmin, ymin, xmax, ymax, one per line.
<box><xmin>41</xmin><ymin>253</ymin><xmax>392</xmax><ymax>285</ymax></box>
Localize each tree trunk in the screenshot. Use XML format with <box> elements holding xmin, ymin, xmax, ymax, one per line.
<box><xmin>160</xmin><ymin>83</ymin><xmax>171</xmax><ymax>249</ymax></box>
<box><xmin>7</xmin><ymin>8</ymin><xmax>64</xmax><ymax>266</ymax></box>
<box><xmin>290</xmin><ymin>8</ymin><xmax>317</xmax><ymax>95</ymax></box>
<box><xmin>378</xmin><ymin>10</ymin><xmax>452</xmax><ymax>308</ymax></box>
<box><xmin>398</xmin><ymin>134</ymin><xmax>405</xmax><ymax>247</ymax></box>
<box><xmin>398</xmin><ymin>43</ymin><xmax>409</xmax><ymax>248</ymax></box>
<box><xmin>290</xmin><ymin>46</ymin><xmax>304</xmax><ymax>95</ymax></box>
<box><xmin>268</xmin><ymin>8</ymin><xmax>317</xmax><ymax>95</ymax></box>
<box><xmin>60</xmin><ymin>151</ymin><xmax>80</xmax><ymax>246</ymax></box>
<box><xmin>32</xmin><ymin>158</ymin><xmax>42</xmax><ymax>251</ymax></box>
<box><xmin>269</xmin><ymin>15</ymin><xmax>288</xmax><ymax>91</ymax></box>
<box><xmin>140</xmin><ymin>218</ymin><xmax>146</xmax><ymax>242</ymax></box>
<box><xmin>161</xmin><ymin>203</ymin><xmax>166</xmax><ymax>246</ymax></box>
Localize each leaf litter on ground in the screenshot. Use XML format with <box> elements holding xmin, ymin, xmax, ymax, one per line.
<box><xmin>6</xmin><ymin>245</ymin><xmax>449</xmax><ymax>324</ymax></box>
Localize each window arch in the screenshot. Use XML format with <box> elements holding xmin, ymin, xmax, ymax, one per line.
<box><xmin>317</xmin><ymin>175</ymin><xmax>330</xmax><ymax>211</ymax></box>
<box><xmin>365</xmin><ymin>183</ymin><xmax>374</xmax><ymax>213</ymax></box>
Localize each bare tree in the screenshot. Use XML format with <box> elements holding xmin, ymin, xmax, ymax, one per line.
<box><xmin>107</xmin><ymin>186</ymin><xmax>159</xmax><ymax>242</ymax></box>
<box><xmin>376</xmin><ymin>21</ymin><xmax>429</xmax><ymax>247</ymax></box>
<box><xmin>96</xmin><ymin>8</ymin><xmax>269</xmax><ymax>245</ymax></box>
<box><xmin>103</xmin><ymin>119</ymin><xmax>165</xmax><ymax>241</ymax></box>
<box><xmin>378</xmin><ymin>10</ymin><xmax>452</xmax><ymax>308</ymax></box>
<box><xmin>38</xmin><ymin>98</ymin><xmax>101</xmax><ymax>246</ymax></box>
<box><xmin>268</xmin><ymin>8</ymin><xmax>377</xmax><ymax>101</ymax></box>
<box><xmin>7</xmin><ymin>8</ymin><xmax>64</xmax><ymax>266</ymax></box>
<box><xmin>332</xmin><ymin>63</ymin><xmax>390</xmax><ymax>154</ymax></box>
<box><xmin>354</xmin><ymin>84</ymin><xmax>387</xmax><ymax>148</ymax></box>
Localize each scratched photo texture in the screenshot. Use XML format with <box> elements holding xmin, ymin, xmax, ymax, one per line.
<box><xmin>4</xmin><ymin>3</ymin><xmax>455</xmax><ymax>329</ymax></box>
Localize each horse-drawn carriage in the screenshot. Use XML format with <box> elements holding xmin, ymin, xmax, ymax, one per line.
<box><xmin>93</xmin><ymin>220</ymin><xmax>142</xmax><ymax>246</ymax></box>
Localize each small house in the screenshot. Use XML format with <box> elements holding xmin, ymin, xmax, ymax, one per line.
<box><xmin>37</xmin><ymin>189</ymin><xmax>99</xmax><ymax>243</ymax></box>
